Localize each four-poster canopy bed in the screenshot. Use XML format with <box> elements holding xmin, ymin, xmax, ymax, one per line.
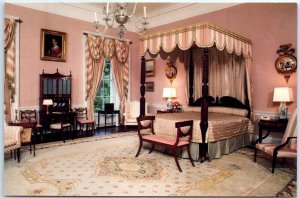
<box><xmin>139</xmin><ymin>23</ymin><xmax>253</xmax><ymax>161</ymax></box>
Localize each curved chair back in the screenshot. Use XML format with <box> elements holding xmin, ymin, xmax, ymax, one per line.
<box><xmin>281</xmin><ymin>108</ymin><xmax>297</xmax><ymax>149</ymax></box>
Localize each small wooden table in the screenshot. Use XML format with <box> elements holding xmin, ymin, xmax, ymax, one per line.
<box><xmin>97</xmin><ymin>110</ymin><xmax>120</xmax><ymax>129</ymax></box>
<box><xmin>258</xmin><ymin>119</ymin><xmax>288</xmax><ymax>143</ymax></box>
<box><xmin>9</xmin><ymin>121</ymin><xmax>38</xmax><ymax>157</ymax></box>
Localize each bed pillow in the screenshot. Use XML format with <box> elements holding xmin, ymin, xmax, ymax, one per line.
<box><xmin>183</xmin><ymin>106</ymin><xmax>201</xmax><ymax>112</ymax></box>
<box><xmin>208</xmin><ymin>107</ymin><xmax>248</xmax><ymax>117</ymax></box>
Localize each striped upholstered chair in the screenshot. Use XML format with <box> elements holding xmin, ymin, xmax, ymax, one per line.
<box><xmin>123</xmin><ymin>101</ymin><xmax>148</xmax><ymax>128</ymax></box>
<box><xmin>254</xmin><ymin>108</ymin><xmax>297</xmax><ymax>173</ymax></box>
<box><xmin>4</xmin><ymin>123</ymin><xmax>22</xmax><ymax>163</ymax></box>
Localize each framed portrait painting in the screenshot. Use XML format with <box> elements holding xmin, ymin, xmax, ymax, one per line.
<box><xmin>145</xmin><ymin>59</ymin><xmax>155</xmax><ymax>77</ymax></box>
<box><xmin>41</xmin><ymin>29</ymin><xmax>66</xmax><ymax>62</ymax></box>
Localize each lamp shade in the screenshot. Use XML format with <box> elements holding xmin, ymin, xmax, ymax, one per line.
<box><xmin>43</xmin><ymin>99</ymin><xmax>53</xmax><ymax>105</ymax></box>
<box><xmin>162</xmin><ymin>87</ymin><xmax>177</xmax><ymax>98</ymax></box>
<box><xmin>273</xmin><ymin>87</ymin><xmax>294</xmax><ymax>102</ymax></box>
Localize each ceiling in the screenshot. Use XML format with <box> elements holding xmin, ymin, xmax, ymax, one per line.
<box><xmin>11</xmin><ymin>2</ymin><xmax>239</xmax><ymax>32</ymax></box>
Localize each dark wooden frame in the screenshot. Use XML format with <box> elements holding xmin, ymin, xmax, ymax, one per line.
<box><xmin>254</xmin><ymin>121</ymin><xmax>296</xmax><ymax>173</ymax></box>
<box><xmin>74</xmin><ymin>107</ymin><xmax>95</xmax><ymax>137</ymax></box>
<box><xmin>135</xmin><ymin>116</ymin><xmax>195</xmax><ymax>172</ymax></box>
<box><xmin>39</xmin><ymin>69</ymin><xmax>72</xmax><ymax>130</ymax></box>
<box><xmin>10</xmin><ymin>121</ymin><xmax>37</xmax><ymax>157</ymax></box>
<box><xmin>140</xmin><ymin>48</ymin><xmax>251</xmax><ymax>162</ymax></box>
<box><xmin>145</xmin><ymin>59</ymin><xmax>155</xmax><ymax>77</ymax></box>
<box><xmin>145</xmin><ymin>82</ymin><xmax>154</xmax><ymax>92</ymax></box>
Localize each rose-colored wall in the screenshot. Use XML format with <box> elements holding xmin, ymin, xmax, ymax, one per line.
<box><xmin>5</xmin><ymin>3</ymin><xmax>297</xmax><ymax>115</ymax></box>
<box><xmin>5</xmin><ymin>3</ymin><xmax>140</xmax><ymax>108</ymax></box>
<box><xmin>135</xmin><ymin>3</ymin><xmax>297</xmax><ymax>114</ymax></box>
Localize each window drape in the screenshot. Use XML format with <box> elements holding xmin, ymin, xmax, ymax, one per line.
<box><xmin>85</xmin><ymin>34</ymin><xmax>130</xmax><ymax>121</ymax></box>
<box><xmin>85</xmin><ymin>35</ymin><xmax>105</xmax><ymax>121</ymax></box>
<box><xmin>111</xmin><ymin>40</ymin><xmax>130</xmax><ymax>124</ymax></box>
<box><xmin>4</xmin><ymin>18</ymin><xmax>17</xmax><ymax>123</ymax></box>
<box><xmin>186</xmin><ymin>47</ymin><xmax>247</xmax><ymax>104</ymax></box>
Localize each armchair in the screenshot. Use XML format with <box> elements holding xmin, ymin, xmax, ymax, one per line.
<box><xmin>4</xmin><ymin>125</ymin><xmax>22</xmax><ymax>162</ymax></box>
<box><xmin>254</xmin><ymin>108</ymin><xmax>297</xmax><ymax>173</ymax></box>
<box><xmin>123</xmin><ymin>101</ymin><xmax>148</xmax><ymax>127</ymax></box>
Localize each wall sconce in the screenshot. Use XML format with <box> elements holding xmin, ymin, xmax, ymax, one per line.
<box><xmin>273</xmin><ymin>87</ymin><xmax>294</xmax><ymax>119</ymax></box>
<box><xmin>43</xmin><ymin>99</ymin><xmax>53</xmax><ymax>114</ymax></box>
<box><xmin>162</xmin><ymin>87</ymin><xmax>177</xmax><ymax>110</ymax></box>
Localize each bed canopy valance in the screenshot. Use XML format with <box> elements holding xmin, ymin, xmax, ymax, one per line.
<box><xmin>139</xmin><ymin>22</ymin><xmax>252</xmax><ymax>58</ymax></box>
<box><xmin>139</xmin><ymin>22</ymin><xmax>253</xmax><ymax>162</ymax></box>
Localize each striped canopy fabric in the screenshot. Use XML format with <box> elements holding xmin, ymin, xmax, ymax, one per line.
<box><xmin>140</xmin><ymin>22</ymin><xmax>252</xmax><ymax>58</ymax></box>
<box><xmin>140</xmin><ymin>22</ymin><xmax>253</xmax><ymax>120</ymax></box>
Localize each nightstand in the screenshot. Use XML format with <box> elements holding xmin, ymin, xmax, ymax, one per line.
<box><xmin>258</xmin><ymin>119</ymin><xmax>288</xmax><ymax>143</ymax></box>
<box><xmin>157</xmin><ymin>109</ymin><xmax>180</xmax><ymax>114</ymax></box>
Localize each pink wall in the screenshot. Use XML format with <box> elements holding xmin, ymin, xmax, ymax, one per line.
<box><xmin>5</xmin><ymin>3</ymin><xmax>140</xmax><ymax>108</ymax></box>
<box><xmin>5</xmin><ymin>3</ymin><xmax>297</xmax><ymax>115</ymax></box>
<box><xmin>138</xmin><ymin>3</ymin><xmax>297</xmax><ymax>114</ymax></box>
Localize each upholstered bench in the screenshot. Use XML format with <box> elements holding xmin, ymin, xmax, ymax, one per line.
<box><xmin>135</xmin><ymin>116</ymin><xmax>195</xmax><ymax>172</ymax></box>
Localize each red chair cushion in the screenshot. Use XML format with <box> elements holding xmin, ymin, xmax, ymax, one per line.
<box><xmin>143</xmin><ymin>135</ymin><xmax>189</xmax><ymax>147</ymax></box>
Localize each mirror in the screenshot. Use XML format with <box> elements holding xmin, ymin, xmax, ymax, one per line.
<box><xmin>275</xmin><ymin>44</ymin><xmax>297</xmax><ymax>83</ymax></box>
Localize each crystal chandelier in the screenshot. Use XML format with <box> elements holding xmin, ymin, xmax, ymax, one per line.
<box><xmin>94</xmin><ymin>2</ymin><xmax>149</xmax><ymax>39</ymax></box>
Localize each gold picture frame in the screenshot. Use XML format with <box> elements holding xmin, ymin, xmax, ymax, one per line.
<box><xmin>145</xmin><ymin>59</ymin><xmax>155</xmax><ymax>77</ymax></box>
<box><xmin>41</xmin><ymin>29</ymin><xmax>66</xmax><ymax>62</ymax></box>
<box><xmin>275</xmin><ymin>54</ymin><xmax>297</xmax><ymax>82</ymax></box>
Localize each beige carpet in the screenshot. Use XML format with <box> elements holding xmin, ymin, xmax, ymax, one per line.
<box><xmin>4</xmin><ymin>132</ymin><xmax>296</xmax><ymax>196</ymax></box>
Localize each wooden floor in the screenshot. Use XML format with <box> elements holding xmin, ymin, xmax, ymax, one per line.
<box><xmin>35</xmin><ymin>125</ymin><xmax>138</xmax><ymax>144</ymax></box>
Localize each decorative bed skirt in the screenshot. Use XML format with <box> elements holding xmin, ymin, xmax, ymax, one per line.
<box><xmin>143</xmin><ymin>132</ymin><xmax>250</xmax><ymax>161</ymax></box>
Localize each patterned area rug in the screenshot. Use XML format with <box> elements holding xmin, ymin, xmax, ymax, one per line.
<box><xmin>276</xmin><ymin>177</ymin><xmax>297</xmax><ymax>197</ymax></box>
<box><xmin>4</xmin><ymin>132</ymin><xmax>296</xmax><ymax>196</ymax></box>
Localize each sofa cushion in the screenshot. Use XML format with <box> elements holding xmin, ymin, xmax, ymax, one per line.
<box><xmin>4</xmin><ymin>139</ymin><xmax>16</xmax><ymax>148</ymax></box>
<box><xmin>256</xmin><ymin>143</ymin><xmax>297</xmax><ymax>158</ymax></box>
<box><xmin>21</xmin><ymin>128</ymin><xmax>32</xmax><ymax>143</ymax></box>
<box><xmin>143</xmin><ymin>135</ymin><xmax>189</xmax><ymax>147</ymax></box>
<box><xmin>50</xmin><ymin>123</ymin><xmax>71</xmax><ymax>130</ymax></box>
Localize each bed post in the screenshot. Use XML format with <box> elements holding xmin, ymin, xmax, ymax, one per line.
<box><xmin>200</xmin><ymin>48</ymin><xmax>209</xmax><ymax>162</ymax></box>
<box><xmin>140</xmin><ymin>56</ymin><xmax>146</xmax><ymax>117</ymax></box>
<box><xmin>189</xmin><ymin>49</ymin><xmax>194</xmax><ymax>105</ymax></box>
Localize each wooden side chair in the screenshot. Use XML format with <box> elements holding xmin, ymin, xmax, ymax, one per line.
<box><xmin>19</xmin><ymin>109</ymin><xmax>41</xmax><ymax>157</ymax></box>
<box><xmin>135</xmin><ymin>116</ymin><xmax>195</xmax><ymax>172</ymax></box>
<box><xmin>254</xmin><ymin>108</ymin><xmax>297</xmax><ymax>173</ymax></box>
<box><xmin>74</xmin><ymin>107</ymin><xmax>95</xmax><ymax>137</ymax></box>
<box><xmin>50</xmin><ymin>112</ymin><xmax>73</xmax><ymax>143</ymax></box>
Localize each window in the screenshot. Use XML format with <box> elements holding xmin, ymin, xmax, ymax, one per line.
<box><xmin>94</xmin><ymin>59</ymin><xmax>116</xmax><ymax>111</ymax></box>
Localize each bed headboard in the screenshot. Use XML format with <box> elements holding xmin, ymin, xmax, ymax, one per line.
<box><xmin>190</xmin><ymin>96</ymin><xmax>251</xmax><ymax>118</ymax></box>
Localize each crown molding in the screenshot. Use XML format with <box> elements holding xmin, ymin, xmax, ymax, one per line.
<box><xmin>146</xmin><ymin>3</ymin><xmax>238</xmax><ymax>29</ymax></box>
<box><xmin>10</xmin><ymin>2</ymin><xmax>238</xmax><ymax>33</ymax></box>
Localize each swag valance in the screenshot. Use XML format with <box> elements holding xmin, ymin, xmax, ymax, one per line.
<box><xmin>140</xmin><ymin>22</ymin><xmax>252</xmax><ymax>58</ymax></box>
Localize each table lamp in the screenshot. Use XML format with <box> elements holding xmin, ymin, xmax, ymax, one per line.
<box><xmin>162</xmin><ymin>87</ymin><xmax>177</xmax><ymax>110</ymax></box>
<box><xmin>273</xmin><ymin>87</ymin><xmax>294</xmax><ymax>119</ymax></box>
<box><xmin>43</xmin><ymin>99</ymin><xmax>53</xmax><ymax>114</ymax></box>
